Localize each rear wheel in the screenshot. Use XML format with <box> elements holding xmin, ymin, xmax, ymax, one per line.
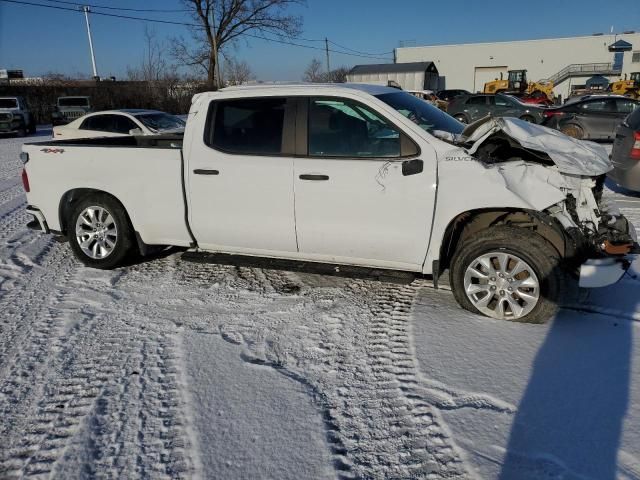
<box><xmin>450</xmin><ymin>227</ymin><xmax>564</xmax><ymax>324</ymax></box>
<box><xmin>68</xmin><ymin>194</ymin><xmax>134</xmax><ymax>269</ymax></box>
<box><xmin>560</xmin><ymin>123</ymin><xmax>584</xmax><ymax>139</ymax></box>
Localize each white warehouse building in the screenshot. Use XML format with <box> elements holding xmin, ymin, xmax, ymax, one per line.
<box><xmin>394</xmin><ymin>32</ymin><xmax>640</xmax><ymax>100</ymax></box>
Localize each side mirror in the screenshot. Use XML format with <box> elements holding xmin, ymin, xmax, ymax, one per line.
<box><xmin>129</xmin><ymin>128</ymin><xmax>143</xmax><ymax>136</ymax></box>
<box><xmin>402</xmin><ymin>159</ymin><xmax>423</xmax><ymax>176</ymax></box>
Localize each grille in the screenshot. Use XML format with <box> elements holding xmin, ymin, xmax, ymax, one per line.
<box><xmin>64</xmin><ymin>111</ymin><xmax>85</xmax><ymax>119</ymax></box>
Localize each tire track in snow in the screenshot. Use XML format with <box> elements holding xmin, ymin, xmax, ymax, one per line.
<box><xmin>180</xmin><ymin>261</ymin><xmax>479</xmax><ymax>479</ymax></box>
<box><xmin>0</xmin><ymin>264</ymin><xmax>197</xmax><ymax>478</ymax></box>
<box><xmin>0</xmin><ymin>239</ymin><xmax>70</xmax><ymax>375</ymax></box>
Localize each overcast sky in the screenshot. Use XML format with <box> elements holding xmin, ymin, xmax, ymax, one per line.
<box><xmin>0</xmin><ymin>0</ymin><xmax>639</xmax><ymax>81</ymax></box>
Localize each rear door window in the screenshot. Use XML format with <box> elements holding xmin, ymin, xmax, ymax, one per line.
<box><xmin>112</xmin><ymin>115</ymin><xmax>139</xmax><ymax>134</ymax></box>
<box><xmin>581</xmin><ymin>99</ymin><xmax>616</xmax><ymax>112</ymax></box>
<box><xmin>466</xmin><ymin>96</ymin><xmax>487</xmax><ymax>105</ymax></box>
<box><xmin>615</xmin><ymin>99</ymin><xmax>639</xmax><ymax>115</ymax></box>
<box><xmin>494</xmin><ymin>96</ymin><xmax>510</xmax><ymax>107</ymax></box>
<box><xmin>207</xmin><ymin>98</ymin><xmax>286</xmax><ymax>155</ymax></box>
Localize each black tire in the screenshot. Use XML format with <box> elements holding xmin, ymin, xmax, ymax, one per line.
<box><xmin>519</xmin><ymin>115</ymin><xmax>535</xmax><ymax>123</ymax></box>
<box><xmin>68</xmin><ymin>193</ymin><xmax>135</xmax><ymax>269</ymax></box>
<box><xmin>450</xmin><ymin>227</ymin><xmax>566</xmax><ymax>324</ymax></box>
<box><xmin>16</xmin><ymin>124</ymin><xmax>27</xmax><ymax>137</ymax></box>
<box><xmin>560</xmin><ymin>123</ymin><xmax>584</xmax><ymax>140</ymax></box>
<box><xmin>28</xmin><ymin>120</ymin><xmax>36</xmax><ymax>134</ymax></box>
<box><xmin>454</xmin><ymin>114</ymin><xmax>468</xmax><ymax>124</ymax></box>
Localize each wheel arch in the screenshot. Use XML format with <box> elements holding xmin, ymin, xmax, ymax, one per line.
<box><xmin>59</xmin><ymin>188</ymin><xmax>133</xmax><ymax>236</ymax></box>
<box><xmin>437</xmin><ymin>208</ymin><xmax>572</xmax><ymax>273</ymax></box>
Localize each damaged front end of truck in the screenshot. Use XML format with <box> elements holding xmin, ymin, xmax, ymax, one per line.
<box><xmin>453</xmin><ymin>116</ymin><xmax>639</xmax><ymax>288</ymax></box>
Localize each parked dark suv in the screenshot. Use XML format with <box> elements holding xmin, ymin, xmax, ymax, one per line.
<box><xmin>447</xmin><ymin>93</ymin><xmax>545</xmax><ymax>124</ymax></box>
<box><xmin>542</xmin><ymin>95</ymin><xmax>639</xmax><ymax>140</ymax></box>
<box><xmin>608</xmin><ymin>106</ymin><xmax>640</xmax><ymax>192</ymax></box>
<box><xmin>436</xmin><ymin>89</ymin><xmax>471</xmax><ymax>102</ymax></box>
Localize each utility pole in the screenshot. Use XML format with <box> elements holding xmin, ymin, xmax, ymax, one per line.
<box><xmin>81</xmin><ymin>6</ymin><xmax>99</xmax><ymax>80</ymax></box>
<box><xmin>325</xmin><ymin>37</ymin><xmax>331</xmax><ymax>81</ymax></box>
<box><xmin>209</xmin><ymin>2</ymin><xmax>222</xmax><ymax>89</ymax></box>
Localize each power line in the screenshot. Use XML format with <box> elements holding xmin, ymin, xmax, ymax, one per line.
<box><xmin>0</xmin><ymin>0</ymin><xmax>393</xmax><ymax>61</ymax></box>
<box><xmin>40</xmin><ymin>0</ymin><xmax>191</xmax><ymax>13</ymax></box>
<box><xmin>0</xmin><ymin>0</ymin><xmax>201</xmax><ymax>26</ymax></box>
<box><xmin>329</xmin><ymin>39</ymin><xmax>394</xmax><ymax>57</ymax></box>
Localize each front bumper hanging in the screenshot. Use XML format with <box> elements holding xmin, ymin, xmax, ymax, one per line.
<box><xmin>579</xmin><ymin>243</ymin><xmax>639</xmax><ymax>288</ymax></box>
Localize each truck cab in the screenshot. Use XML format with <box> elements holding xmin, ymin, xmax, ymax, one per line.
<box><xmin>0</xmin><ymin>96</ymin><xmax>36</xmax><ymax>136</ymax></box>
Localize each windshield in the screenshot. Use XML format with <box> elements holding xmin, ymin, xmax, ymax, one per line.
<box><xmin>134</xmin><ymin>112</ymin><xmax>186</xmax><ymax>132</ymax></box>
<box><xmin>500</xmin><ymin>94</ymin><xmax>525</xmax><ymax>106</ymax></box>
<box><xmin>59</xmin><ymin>97</ymin><xmax>89</xmax><ymax>107</ymax></box>
<box><xmin>375</xmin><ymin>92</ymin><xmax>464</xmax><ymax>135</ymax></box>
<box><xmin>0</xmin><ymin>99</ymin><xmax>18</xmax><ymax>109</ymax></box>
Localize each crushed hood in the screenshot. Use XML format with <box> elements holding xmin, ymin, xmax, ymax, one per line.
<box><xmin>461</xmin><ymin>116</ymin><xmax>611</xmax><ymax>176</ymax></box>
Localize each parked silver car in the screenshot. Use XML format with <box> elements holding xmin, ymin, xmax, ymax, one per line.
<box><xmin>609</xmin><ymin>107</ymin><xmax>640</xmax><ymax>192</ymax></box>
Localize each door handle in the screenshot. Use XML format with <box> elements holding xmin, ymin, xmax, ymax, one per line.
<box><xmin>193</xmin><ymin>169</ymin><xmax>219</xmax><ymax>175</ymax></box>
<box><xmin>299</xmin><ymin>174</ymin><xmax>329</xmax><ymax>181</ymax></box>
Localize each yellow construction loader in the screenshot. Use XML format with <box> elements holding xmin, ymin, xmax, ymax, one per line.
<box><xmin>609</xmin><ymin>72</ymin><xmax>640</xmax><ymax>99</ymax></box>
<box><xmin>484</xmin><ymin>69</ymin><xmax>554</xmax><ymax>103</ymax></box>
<box><xmin>484</xmin><ymin>70</ymin><xmax>527</xmax><ymax>95</ymax></box>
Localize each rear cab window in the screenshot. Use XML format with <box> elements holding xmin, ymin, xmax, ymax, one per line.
<box><xmin>205</xmin><ymin>98</ymin><xmax>287</xmax><ymax>155</ymax></box>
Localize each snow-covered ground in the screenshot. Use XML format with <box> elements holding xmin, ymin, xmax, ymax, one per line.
<box><xmin>1</xmin><ymin>130</ymin><xmax>640</xmax><ymax>479</ymax></box>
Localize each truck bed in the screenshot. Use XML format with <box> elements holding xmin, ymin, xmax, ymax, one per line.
<box><xmin>28</xmin><ymin>133</ymin><xmax>184</xmax><ymax>149</ymax></box>
<box><xmin>23</xmin><ymin>134</ymin><xmax>192</xmax><ymax>248</ymax></box>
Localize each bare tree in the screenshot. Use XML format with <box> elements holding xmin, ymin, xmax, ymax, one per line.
<box><xmin>303</xmin><ymin>58</ymin><xmax>350</xmax><ymax>83</ymax></box>
<box><xmin>328</xmin><ymin>66</ymin><xmax>349</xmax><ymax>83</ymax></box>
<box><xmin>223</xmin><ymin>58</ymin><xmax>255</xmax><ymax>85</ymax></box>
<box><xmin>173</xmin><ymin>0</ymin><xmax>305</xmax><ymax>87</ymax></box>
<box><xmin>303</xmin><ymin>58</ymin><xmax>324</xmax><ymax>82</ymax></box>
<box><xmin>127</xmin><ymin>28</ymin><xmax>175</xmax><ymax>82</ymax></box>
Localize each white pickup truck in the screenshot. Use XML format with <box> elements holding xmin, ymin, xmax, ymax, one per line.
<box><xmin>20</xmin><ymin>84</ymin><xmax>638</xmax><ymax>323</ymax></box>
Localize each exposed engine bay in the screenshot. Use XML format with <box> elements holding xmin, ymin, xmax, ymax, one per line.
<box><xmin>456</xmin><ymin>116</ymin><xmax>639</xmax><ymax>258</ymax></box>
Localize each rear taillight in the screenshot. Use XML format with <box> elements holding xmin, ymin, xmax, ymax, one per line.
<box><xmin>21</xmin><ymin>169</ymin><xmax>30</xmax><ymax>193</ymax></box>
<box><xmin>543</xmin><ymin>110</ymin><xmax>564</xmax><ymax>118</ymax></box>
<box><xmin>632</xmin><ymin>132</ymin><xmax>640</xmax><ymax>160</ymax></box>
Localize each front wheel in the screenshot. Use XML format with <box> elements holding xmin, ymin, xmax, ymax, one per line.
<box><xmin>68</xmin><ymin>194</ymin><xmax>135</xmax><ymax>269</ymax></box>
<box><xmin>450</xmin><ymin>227</ymin><xmax>564</xmax><ymax>324</ymax></box>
